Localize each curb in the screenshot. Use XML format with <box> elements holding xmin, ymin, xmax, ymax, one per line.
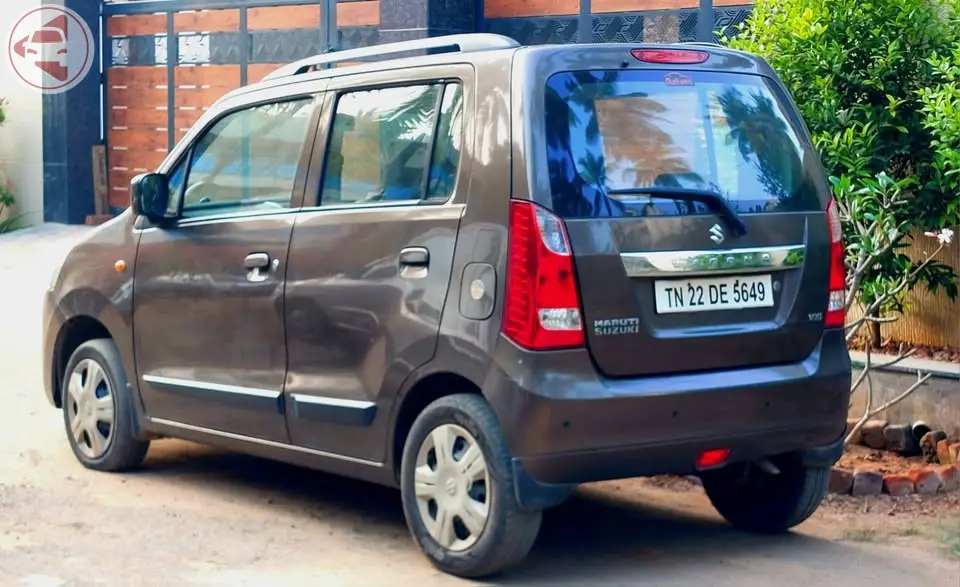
<box><xmin>830</xmin><ymin>464</ymin><xmax>960</xmax><ymax>496</ymax></box>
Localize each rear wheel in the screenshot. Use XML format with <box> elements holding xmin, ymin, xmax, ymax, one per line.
<box><xmin>399</xmin><ymin>394</ymin><xmax>541</xmax><ymax>578</ymax></box>
<box><xmin>62</xmin><ymin>339</ymin><xmax>150</xmax><ymax>472</ymax></box>
<box><xmin>700</xmin><ymin>454</ymin><xmax>829</xmax><ymax>533</ymax></box>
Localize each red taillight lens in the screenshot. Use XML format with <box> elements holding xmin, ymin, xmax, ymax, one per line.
<box><xmin>695</xmin><ymin>448</ymin><xmax>730</xmax><ymax>469</ymax></box>
<box><xmin>630</xmin><ymin>49</ymin><xmax>708</xmax><ymax>64</ymax></box>
<box><xmin>825</xmin><ymin>198</ymin><xmax>846</xmax><ymax>328</ymax></box>
<box><xmin>502</xmin><ymin>200</ymin><xmax>585</xmax><ymax>350</ymax></box>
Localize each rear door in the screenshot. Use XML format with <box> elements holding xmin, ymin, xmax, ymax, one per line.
<box><xmin>527</xmin><ymin>57</ymin><xmax>834</xmax><ymax>377</ymax></box>
<box><xmin>282</xmin><ymin>68</ymin><xmax>469</xmax><ymax>463</ymax></box>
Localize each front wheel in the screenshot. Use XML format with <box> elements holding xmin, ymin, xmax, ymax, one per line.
<box><xmin>399</xmin><ymin>394</ymin><xmax>541</xmax><ymax>579</ymax></box>
<box><xmin>61</xmin><ymin>339</ymin><xmax>150</xmax><ymax>472</ymax></box>
<box><xmin>700</xmin><ymin>454</ymin><xmax>830</xmax><ymax>533</ymax></box>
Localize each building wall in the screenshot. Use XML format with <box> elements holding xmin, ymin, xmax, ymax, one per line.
<box><xmin>0</xmin><ymin>0</ymin><xmax>45</xmax><ymax>227</ymax></box>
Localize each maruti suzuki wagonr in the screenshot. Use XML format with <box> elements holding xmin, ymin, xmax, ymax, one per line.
<box><xmin>42</xmin><ymin>34</ymin><xmax>851</xmax><ymax>578</ymax></box>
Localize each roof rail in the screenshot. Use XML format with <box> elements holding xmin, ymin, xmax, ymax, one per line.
<box><xmin>262</xmin><ymin>33</ymin><xmax>520</xmax><ymax>82</ymax></box>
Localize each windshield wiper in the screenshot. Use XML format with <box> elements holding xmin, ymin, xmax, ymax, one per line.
<box><xmin>607</xmin><ymin>187</ymin><xmax>748</xmax><ymax>238</ymax></box>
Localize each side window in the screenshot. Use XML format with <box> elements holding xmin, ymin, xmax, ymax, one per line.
<box><xmin>320</xmin><ymin>82</ymin><xmax>464</xmax><ymax>206</ymax></box>
<box><xmin>180</xmin><ymin>97</ymin><xmax>314</xmax><ymax>219</ymax></box>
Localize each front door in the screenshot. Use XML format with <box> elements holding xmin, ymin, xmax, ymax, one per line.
<box><xmin>283</xmin><ymin>71</ymin><xmax>470</xmax><ymax>462</ymax></box>
<box><xmin>133</xmin><ymin>95</ymin><xmax>319</xmax><ymax>442</ymax></box>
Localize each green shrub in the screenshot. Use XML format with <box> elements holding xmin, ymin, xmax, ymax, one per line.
<box><xmin>919</xmin><ymin>43</ymin><xmax>960</xmax><ymax>225</ymax></box>
<box><xmin>727</xmin><ymin>0</ymin><xmax>960</xmax><ymax>337</ymax></box>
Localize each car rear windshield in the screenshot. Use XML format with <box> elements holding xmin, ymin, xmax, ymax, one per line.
<box><xmin>543</xmin><ymin>69</ymin><xmax>822</xmax><ymax>219</ymax></box>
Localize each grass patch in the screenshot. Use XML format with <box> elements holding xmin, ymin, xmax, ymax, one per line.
<box><xmin>892</xmin><ymin>525</ymin><xmax>921</xmax><ymax>538</ymax></box>
<box><xmin>841</xmin><ymin>527</ymin><xmax>877</xmax><ymax>542</ymax></box>
<box><xmin>937</xmin><ymin>518</ymin><xmax>960</xmax><ymax>560</ymax></box>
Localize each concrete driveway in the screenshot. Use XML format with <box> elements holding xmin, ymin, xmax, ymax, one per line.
<box><xmin>1</xmin><ymin>224</ymin><xmax>958</xmax><ymax>586</ymax></box>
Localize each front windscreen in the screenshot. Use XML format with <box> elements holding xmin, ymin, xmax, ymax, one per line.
<box><xmin>543</xmin><ymin>69</ymin><xmax>823</xmax><ymax>219</ymax></box>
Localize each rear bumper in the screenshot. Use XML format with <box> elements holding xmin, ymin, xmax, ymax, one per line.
<box><xmin>484</xmin><ymin>329</ymin><xmax>851</xmax><ymax>508</ymax></box>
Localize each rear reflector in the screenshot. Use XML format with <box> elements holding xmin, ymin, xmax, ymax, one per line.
<box><xmin>631</xmin><ymin>49</ymin><xmax>709</xmax><ymax>64</ymax></box>
<box><xmin>825</xmin><ymin>198</ymin><xmax>846</xmax><ymax>328</ymax></box>
<box><xmin>502</xmin><ymin>200</ymin><xmax>585</xmax><ymax>351</ymax></box>
<box><xmin>695</xmin><ymin>448</ymin><xmax>731</xmax><ymax>469</ymax></box>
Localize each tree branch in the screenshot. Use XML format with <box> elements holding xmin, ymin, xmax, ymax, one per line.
<box><xmin>845</xmin><ymin>347</ymin><xmax>874</xmax><ymax>445</ymax></box>
<box><xmin>865</xmin><ymin>370</ymin><xmax>933</xmax><ymax>418</ymax></box>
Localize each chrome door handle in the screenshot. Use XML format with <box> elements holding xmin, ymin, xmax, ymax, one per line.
<box><xmin>244</xmin><ymin>253</ymin><xmax>270</xmax><ymax>269</ymax></box>
<box><xmin>244</xmin><ymin>253</ymin><xmax>275</xmax><ymax>282</ymax></box>
<box><xmin>399</xmin><ymin>247</ymin><xmax>429</xmax><ymax>267</ymax></box>
<box><xmin>399</xmin><ymin>247</ymin><xmax>429</xmax><ymax>279</ymax></box>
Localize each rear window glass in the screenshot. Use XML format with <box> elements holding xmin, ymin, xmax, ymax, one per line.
<box><xmin>543</xmin><ymin>69</ymin><xmax>821</xmax><ymax>219</ymax></box>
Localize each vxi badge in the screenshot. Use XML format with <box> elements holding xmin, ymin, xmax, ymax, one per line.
<box><xmin>593</xmin><ymin>317</ymin><xmax>641</xmax><ymax>337</ymax></box>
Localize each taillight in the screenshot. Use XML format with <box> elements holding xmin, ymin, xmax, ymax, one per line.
<box><xmin>695</xmin><ymin>448</ymin><xmax>731</xmax><ymax>470</ymax></box>
<box><xmin>502</xmin><ymin>200</ymin><xmax>585</xmax><ymax>350</ymax></box>
<box><xmin>630</xmin><ymin>49</ymin><xmax>709</xmax><ymax>64</ymax></box>
<box><xmin>825</xmin><ymin>198</ymin><xmax>846</xmax><ymax>328</ymax></box>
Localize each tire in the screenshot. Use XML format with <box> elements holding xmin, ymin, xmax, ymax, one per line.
<box><xmin>399</xmin><ymin>394</ymin><xmax>541</xmax><ymax>579</ymax></box>
<box><xmin>700</xmin><ymin>453</ymin><xmax>830</xmax><ymax>533</ymax></box>
<box><xmin>61</xmin><ymin>339</ymin><xmax>150</xmax><ymax>472</ymax></box>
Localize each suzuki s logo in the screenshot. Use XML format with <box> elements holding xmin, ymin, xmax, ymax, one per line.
<box><xmin>709</xmin><ymin>223</ymin><xmax>725</xmax><ymax>245</ymax></box>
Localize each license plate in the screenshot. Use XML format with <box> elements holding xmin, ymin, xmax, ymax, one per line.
<box><xmin>654</xmin><ymin>274</ymin><xmax>774</xmax><ymax>314</ymax></box>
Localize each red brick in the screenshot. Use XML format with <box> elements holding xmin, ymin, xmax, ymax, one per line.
<box><xmin>882</xmin><ymin>424</ymin><xmax>911</xmax><ymax>453</ymax></box>
<box><xmin>861</xmin><ymin>420</ymin><xmax>888</xmax><ymax>449</ymax></box>
<box><xmin>851</xmin><ymin>470</ymin><xmax>883</xmax><ymax>496</ymax></box>
<box><xmin>908</xmin><ymin>469</ymin><xmax>943</xmax><ymax>495</ymax></box>
<box><xmin>829</xmin><ymin>468</ymin><xmax>854</xmax><ymax>494</ymax></box>
<box><xmin>934</xmin><ymin>465</ymin><xmax>960</xmax><ymax>493</ymax></box>
<box><xmin>882</xmin><ymin>474</ymin><xmax>915</xmax><ymax>496</ymax></box>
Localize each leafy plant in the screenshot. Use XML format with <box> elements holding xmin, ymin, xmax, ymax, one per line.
<box><xmin>0</xmin><ymin>98</ymin><xmax>22</xmax><ymax>234</ymax></box>
<box><xmin>0</xmin><ymin>175</ymin><xmax>22</xmax><ymax>234</ymax></box>
<box><xmin>727</xmin><ymin>0</ymin><xmax>960</xmax><ymax>345</ymax></box>
<box><xmin>919</xmin><ymin>43</ymin><xmax>960</xmax><ymax>226</ymax></box>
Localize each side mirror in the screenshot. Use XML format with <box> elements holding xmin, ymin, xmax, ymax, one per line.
<box><xmin>130</xmin><ymin>172</ymin><xmax>174</xmax><ymax>223</ymax></box>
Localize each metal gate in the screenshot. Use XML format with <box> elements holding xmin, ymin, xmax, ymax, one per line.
<box><xmin>101</xmin><ymin>0</ymin><xmax>752</xmax><ymax>212</ymax></box>
<box><xmin>483</xmin><ymin>0</ymin><xmax>751</xmax><ymax>46</ymax></box>
<box><xmin>101</xmin><ymin>0</ymin><xmax>380</xmax><ymax>211</ymax></box>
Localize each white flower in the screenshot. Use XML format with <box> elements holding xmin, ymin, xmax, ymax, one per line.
<box><xmin>924</xmin><ymin>228</ymin><xmax>954</xmax><ymax>245</ymax></box>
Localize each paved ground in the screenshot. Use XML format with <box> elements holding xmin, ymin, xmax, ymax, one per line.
<box><xmin>1</xmin><ymin>224</ymin><xmax>958</xmax><ymax>587</ymax></box>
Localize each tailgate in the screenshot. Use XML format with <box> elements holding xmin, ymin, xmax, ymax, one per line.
<box><xmin>538</xmin><ymin>65</ymin><xmax>834</xmax><ymax>377</ymax></box>
<box><xmin>566</xmin><ymin>213</ymin><xmax>829</xmax><ymax>377</ymax></box>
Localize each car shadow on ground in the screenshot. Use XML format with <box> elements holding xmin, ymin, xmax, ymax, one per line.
<box><xmin>135</xmin><ymin>440</ymin><xmax>875</xmax><ymax>585</ymax></box>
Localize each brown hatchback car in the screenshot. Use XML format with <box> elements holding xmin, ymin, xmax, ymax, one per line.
<box><xmin>43</xmin><ymin>34</ymin><xmax>852</xmax><ymax>577</ymax></box>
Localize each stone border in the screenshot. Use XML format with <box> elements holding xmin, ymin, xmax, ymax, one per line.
<box><xmin>830</xmin><ymin>465</ymin><xmax>960</xmax><ymax>496</ymax></box>
<box><xmin>846</xmin><ymin>418</ymin><xmax>959</xmax><ymax>461</ymax></box>
<box><xmin>833</xmin><ymin>416</ymin><xmax>960</xmax><ymax>496</ymax></box>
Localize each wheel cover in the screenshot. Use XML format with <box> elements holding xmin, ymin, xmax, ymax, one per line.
<box><xmin>414</xmin><ymin>423</ymin><xmax>491</xmax><ymax>552</ymax></box>
<box><xmin>65</xmin><ymin>358</ymin><xmax>115</xmax><ymax>459</ymax></box>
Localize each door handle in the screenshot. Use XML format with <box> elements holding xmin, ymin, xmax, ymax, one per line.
<box><xmin>244</xmin><ymin>253</ymin><xmax>271</xmax><ymax>269</ymax></box>
<box><xmin>399</xmin><ymin>247</ymin><xmax>429</xmax><ymax>267</ymax></box>
<box><xmin>244</xmin><ymin>252</ymin><xmax>274</xmax><ymax>283</ymax></box>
